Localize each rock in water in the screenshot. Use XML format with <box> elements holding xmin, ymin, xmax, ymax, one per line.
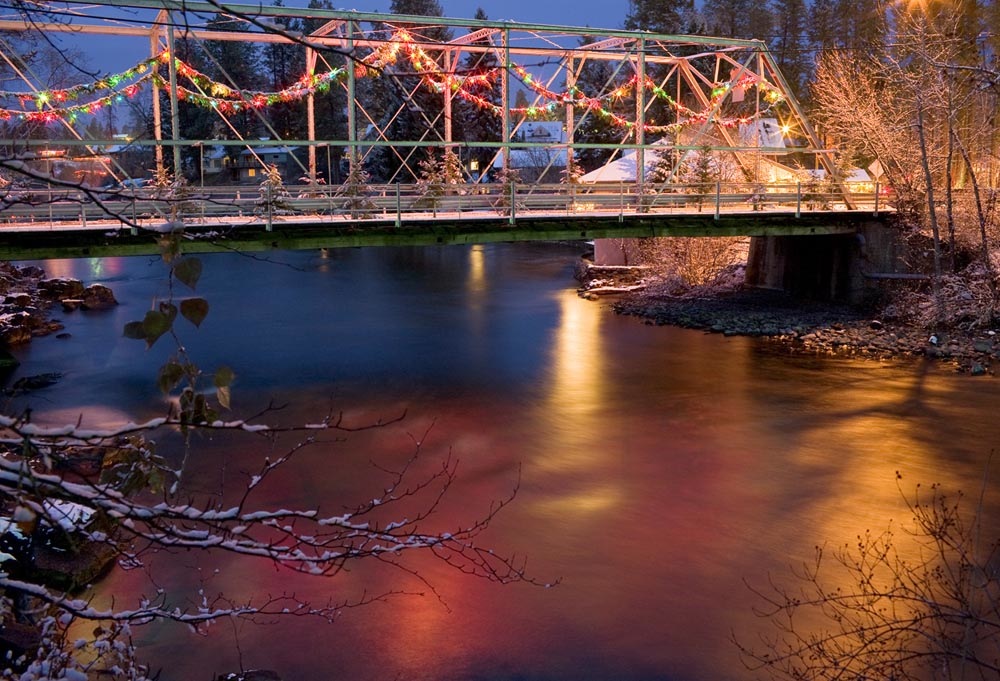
<box><xmin>10</xmin><ymin>372</ymin><xmax>62</xmax><ymax>392</ymax></box>
<box><xmin>37</xmin><ymin>278</ymin><xmax>86</xmax><ymax>300</ymax></box>
<box><xmin>216</xmin><ymin>672</ymin><xmax>282</xmax><ymax>681</ymax></box>
<box><xmin>81</xmin><ymin>284</ymin><xmax>118</xmax><ymax>310</ymax></box>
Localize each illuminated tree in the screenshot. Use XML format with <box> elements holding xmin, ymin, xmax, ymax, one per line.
<box><xmin>453</xmin><ymin>8</ymin><xmax>503</xmax><ymax>177</ymax></box>
<box><xmin>624</xmin><ymin>0</ymin><xmax>696</xmax><ymax>33</ymax></box>
<box><xmin>737</xmin><ymin>477</ymin><xmax>1000</xmax><ymax>681</ymax></box>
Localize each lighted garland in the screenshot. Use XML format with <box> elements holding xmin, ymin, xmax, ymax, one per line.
<box><xmin>5</xmin><ymin>28</ymin><xmax>788</xmax><ymax>139</ymax></box>
<box><xmin>166</xmin><ymin>53</ymin><xmax>346</xmax><ymax>101</ymax></box>
<box><xmin>157</xmin><ymin>53</ymin><xmax>347</xmax><ymax>111</ymax></box>
<box><xmin>0</xmin><ymin>54</ymin><xmax>161</xmax><ymax>110</ymax></box>
<box><xmin>0</xmin><ymin>77</ymin><xmax>150</xmax><ymax>123</ymax></box>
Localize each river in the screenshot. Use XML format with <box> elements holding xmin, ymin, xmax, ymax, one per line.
<box><xmin>12</xmin><ymin>242</ymin><xmax>1000</xmax><ymax>681</ymax></box>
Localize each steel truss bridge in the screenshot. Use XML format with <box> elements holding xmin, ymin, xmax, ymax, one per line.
<box><xmin>2</xmin><ymin>1</ymin><xmax>855</xmax><ymax>189</ymax></box>
<box><xmin>0</xmin><ymin>2</ymin><xmax>884</xmax><ymax>257</ymax></box>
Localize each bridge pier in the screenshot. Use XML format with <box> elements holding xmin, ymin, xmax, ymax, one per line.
<box><xmin>745</xmin><ymin>219</ymin><xmax>907</xmax><ymax>303</ymax></box>
<box><xmin>592</xmin><ymin>218</ymin><xmax>905</xmax><ymax>304</ymax></box>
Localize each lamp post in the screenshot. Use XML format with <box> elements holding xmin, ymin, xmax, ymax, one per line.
<box><xmin>324</xmin><ymin>144</ymin><xmax>332</xmax><ymax>184</ymax></box>
<box><xmin>192</xmin><ymin>141</ymin><xmax>204</xmax><ymax>189</ymax></box>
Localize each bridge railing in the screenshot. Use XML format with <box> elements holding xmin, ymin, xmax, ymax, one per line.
<box><xmin>0</xmin><ymin>181</ymin><xmax>888</xmax><ymax>229</ymax></box>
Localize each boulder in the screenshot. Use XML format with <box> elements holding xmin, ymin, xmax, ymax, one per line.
<box><xmin>1</xmin><ymin>326</ymin><xmax>32</xmax><ymax>346</ymax></box>
<box><xmin>61</xmin><ymin>299</ymin><xmax>83</xmax><ymax>312</ymax></box>
<box><xmin>32</xmin><ymin>321</ymin><xmax>64</xmax><ymax>338</ymax></box>
<box><xmin>37</xmin><ymin>278</ymin><xmax>85</xmax><ymax>300</ymax></box>
<box><xmin>10</xmin><ymin>372</ymin><xmax>62</xmax><ymax>393</ymax></box>
<box><xmin>81</xmin><ymin>284</ymin><xmax>118</xmax><ymax>310</ymax></box>
<box><xmin>4</xmin><ymin>293</ymin><xmax>31</xmax><ymax>307</ymax></box>
<box><xmin>216</xmin><ymin>671</ymin><xmax>282</xmax><ymax>681</ymax></box>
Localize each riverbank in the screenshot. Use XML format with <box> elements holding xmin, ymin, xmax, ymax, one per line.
<box><xmin>580</xmin><ymin>264</ymin><xmax>999</xmax><ymax>375</ymax></box>
<box><xmin>0</xmin><ymin>262</ymin><xmax>117</xmax><ymax>377</ymax></box>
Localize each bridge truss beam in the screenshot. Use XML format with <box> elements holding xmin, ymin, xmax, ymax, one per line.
<box><xmin>0</xmin><ymin>1</ymin><xmax>852</xmax><ymax>206</ymax></box>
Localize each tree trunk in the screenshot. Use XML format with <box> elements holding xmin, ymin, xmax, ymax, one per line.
<box><xmin>915</xmin><ymin>92</ymin><xmax>944</xmax><ymax>324</ymax></box>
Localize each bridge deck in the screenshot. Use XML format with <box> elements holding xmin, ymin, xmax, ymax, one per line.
<box><xmin>0</xmin><ymin>208</ymin><xmax>874</xmax><ymax>260</ymax></box>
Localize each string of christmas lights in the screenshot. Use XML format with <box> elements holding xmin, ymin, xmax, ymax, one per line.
<box><xmin>5</xmin><ymin>29</ymin><xmax>788</xmax><ymax>140</ymax></box>
<box><xmin>0</xmin><ymin>77</ymin><xmax>150</xmax><ymax>123</ymax></box>
<box><xmin>157</xmin><ymin>52</ymin><xmax>347</xmax><ymax>110</ymax></box>
<box><xmin>0</xmin><ymin>55</ymin><xmax>161</xmax><ymax>109</ymax></box>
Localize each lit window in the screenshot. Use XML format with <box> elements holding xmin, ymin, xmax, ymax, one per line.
<box><xmin>248</xmin><ymin>168</ymin><xmax>256</xmax><ymax>177</ymax></box>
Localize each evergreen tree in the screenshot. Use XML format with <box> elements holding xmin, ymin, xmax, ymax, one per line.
<box><xmin>647</xmin><ymin>137</ymin><xmax>680</xmax><ymax>186</ymax></box>
<box><xmin>453</xmin><ymin>8</ymin><xmax>503</xmax><ymax>177</ymax></box>
<box><xmin>303</xmin><ymin>0</ymin><xmax>347</xmax><ymax>183</ymax></box>
<box><xmin>364</xmin><ymin>0</ymin><xmax>452</xmax><ymax>182</ymax></box>
<box><xmin>335</xmin><ymin>150</ymin><xmax>377</xmax><ymax>218</ymax></box>
<box><xmin>701</xmin><ymin>0</ymin><xmax>753</xmax><ymax>37</ymax></box>
<box><xmin>256</xmin><ymin>163</ymin><xmax>291</xmax><ymax>215</ymax></box>
<box><xmin>441</xmin><ymin>147</ymin><xmax>464</xmax><ymax>185</ymax></box>
<box><xmin>264</xmin><ymin>0</ymin><xmax>307</xmax><ymax>139</ymax></box>
<box><xmin>561</xmin><ymin>151</ymin><xmax>584</xmax><ymax>184</ymax></box>
<box><xmin>807</xmin><ymin>0</ymin><xmax>838</xmax><ymax>54</ymax></box>
<box><xmin>771</xmin><ymin>0</ymin><xmax>809</xmax><ymax>100</ymax></box>
<box><xmin>572</xmin><ymin>35</ymin><xmax>625</xmax><ymax>173</ymax></box>
<box><xmin>745</xmin><ymin>2</ymin><xmax>775</xmax><ymax>41</ymax></box>
<box><xmin>415</xmin><ymin>150</ymin><xmax>443</xmax><ymax>211</ymax></box>
<box><xmin>170</xmin><ymin>36</ymin><xmax>217</xmax><ymax>179</ymax></box>
<box><xmin>491</xmin><ymin>166</ymin><xmax>524</xmax><ymax>215</ymax></box>
<box><xmin>678</xmin><ymin>146</ymin><xmax>715</xmax><ymax>211</ymax></box>
<box><xmin>624</xmin><ymin>0</ymin><xmax>695</xmax><ymax>33</ymax></box>
<box><xmin>834</xmin><ymin>0</ymin><xmax>886</xmax><ymax>56</ymax></box>
<box><xmin>203</xmin><ymin>13</ymin><xmax>263</xmax><ymax>139</ymax></box>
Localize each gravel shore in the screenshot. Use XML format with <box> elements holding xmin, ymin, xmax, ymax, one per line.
<box><xmin>583</xmin><ymin>267</ymin><xmax>998</xmax><ymax>376</ymax></box>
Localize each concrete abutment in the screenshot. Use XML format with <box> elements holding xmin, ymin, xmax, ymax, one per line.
<box><xmin>745</xmin><ymin>219</ymin><xmax>907</xmax><ymax>303</ymax></box>
<box><xmin>593</xmin><ymin>218</ymin><xmax>907</xmax><ymax>304</ymax></box>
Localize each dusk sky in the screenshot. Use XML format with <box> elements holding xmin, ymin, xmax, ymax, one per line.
<box><xmin>73</xmin><ymin>0</ymin><xmax>631</xmax><ymax>75</ymax></box>
<box><xmin>347</xmin><ymin>1</ymin><xmax>628</xmax><ymax>27</ymax></box>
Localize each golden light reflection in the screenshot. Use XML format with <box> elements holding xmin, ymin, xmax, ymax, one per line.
<box><xmin>536</xmin><ymin>290</ymin><xmax>608</xmax><ymax>474</ymax></box>
<box><xmin>772</xmin><ymin>367</ymin><xmax>949</xmax><ymax>563</ymax></box>
<box><xmin>534</xmin><ymin>485</ymin><xmax>622</xmax><ymax>515</ymax></box>
<box><xmin>467</xmin><ymin>244</ymin><xmax>485</xmax><ymax>294</ymax></box>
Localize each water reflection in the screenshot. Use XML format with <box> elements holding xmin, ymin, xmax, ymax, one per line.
<box><xmin>9</xmin><ymin>244</ymin><xmax>1000</xmax><ymax>681</ymax></box>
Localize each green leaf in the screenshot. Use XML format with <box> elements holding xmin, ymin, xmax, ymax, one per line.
<box><xmin>214</xmin><ymin>365</ymin><xmax>235</xmax><ymax>388</ymax></box>
<box><xmin>158</xmin><ymin>301</ymin><xmax>178</xmax><ymax>323</ymax></box>
<box><xmin>141</xmin><ymin>310</ymin><xmax>172</xmax><ymax>348</ymax></box>
<box><xmin>216</xmin><ymin>385</ymin><xmax>231</xmax><ymax>410</ymax></box>
<box><xmin>158</xmin><ymin>235</ymin><xmax>181</xmax><ymax>263</ymax></box>
<box><xmin>123</xmin><ymin>321</ymin><xmax>146</xmax><ymax>340</ymax></box>
<box><xmin>157</xmin><ymin>360</ymin><xmax>185</xmax><ymax>394</ymax></box>
<box><xmin>173</xmin><ymin>257</ymin><xmax>203</xmax><ymax>290</ymax></box>
<box><xmin>180</xmin><ymin>298</ymin><xmax>209</xmax><ymax>328</ymax></box>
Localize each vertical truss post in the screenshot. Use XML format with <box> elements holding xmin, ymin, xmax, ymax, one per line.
<box><xmin>347</xmin><ymin>20</ymin><xmax>358</xmax><ymax>173</ymax></box>
<box><xmin>306</xmin><ymin>46</ymin><xmax>318</xmax><ymax>183</ymax></box>
<box><xmin>395</xmin><ymin>182</ymin><xmax>401</xmax><ymax>227</ymax></box>
<box><xmin>635</xmin><ymin>37</ymin><xmax>646</xmax><ymax>196</ymax></box>
<box><xmin>565</xmin><ymin>56</ymin><xmax>575</xmax><ymax>178</ymax></box>
<box><xmin>166</xmin><ymin>20</ymin><xmax>182</xmax><ymax>176</ymax></box>
<box><xmin>509</xmin><ymin>182</ymin><xmax>516</xmax><ymax>225</ymax></box>
<box><xmin>502</xmin><ymin>28</ymin><xmax>510</xmax><ymax>173</ymax></box>
<box><xmin>150</xmin><ymin>26</ymin><xmax>164</xmax><ymax>175</ymax></box>
<box><xmin>443</xmin><ymin>48</ymin><xmax>453</xmax><ymax>150</ymax></box>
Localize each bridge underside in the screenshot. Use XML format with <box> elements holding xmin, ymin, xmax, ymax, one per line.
<box><xmin>0</xmin><ymin>213</ymin><xmax>864</xmax><ymax>260</ymax></box>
